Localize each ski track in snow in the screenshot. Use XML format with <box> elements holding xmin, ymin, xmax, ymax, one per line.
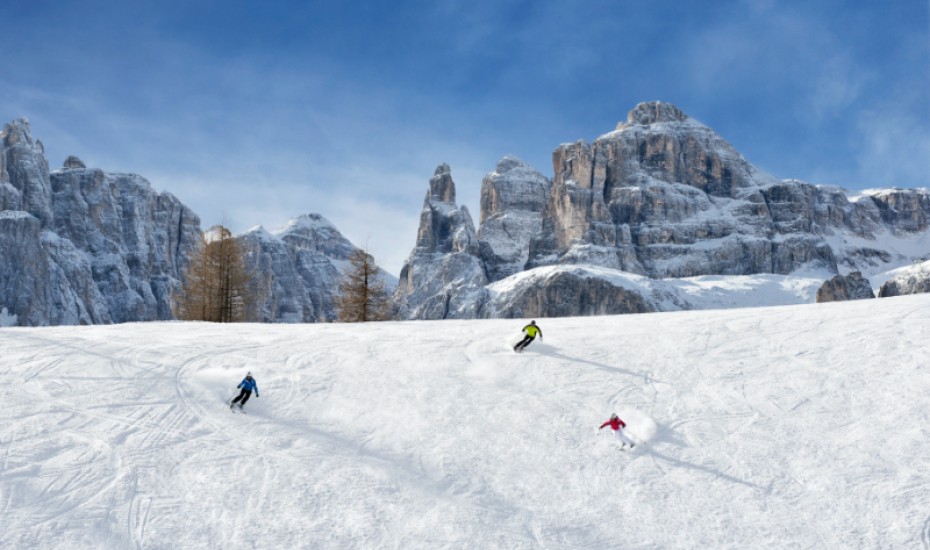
<box><xmin>1</xmin><ymin>296</ymin><xmax>930</xmax><ymax>548</ymax></box>
<box><xmin>922</xmin><ymin>513</ymin><xmax>930</xmax><ymax>550</ymax></box>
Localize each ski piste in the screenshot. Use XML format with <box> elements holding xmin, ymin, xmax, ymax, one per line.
<box><xmin>6</xmin><ymin>293</ymin><xmax>927</xmax><ymax>548</ymax></box>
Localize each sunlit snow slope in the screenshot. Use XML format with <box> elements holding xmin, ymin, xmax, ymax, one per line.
<box><xmin>2</xmin><ymin>295</ymin><xmax>929</xmax><ymax>549</ymax></box>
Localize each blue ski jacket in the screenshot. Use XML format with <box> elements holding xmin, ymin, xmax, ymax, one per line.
<box><xmin>238</xmin><ymin>377</ymin><xmax>259</xmax><ymax>395</ymax></box>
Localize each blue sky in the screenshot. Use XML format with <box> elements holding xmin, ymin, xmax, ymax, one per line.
<box><xmin>2</xmin><ymin>0</ymin><xmax>928</xmax><ymax>275</ymax></box>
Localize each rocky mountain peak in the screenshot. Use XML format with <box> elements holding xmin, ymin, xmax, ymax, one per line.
<box><xmin>1</xmin><ymin>117</ymin><xmax>52</xmax><ymax>225</ymax></box>
<box><xmin>623</xmin><ymin>101</ymin><xmax>689</xmax><ymax>127</ymax></box>
<box><xmin>276</xmin><ymin>213</ymin><xmax>337</xmax><ymax>236</ymax></box>
<box><xmin>63</xmin><ymin>156</ymin><xmax>86</xmax><ymax>169</ymax></box>
<box><xmin>428</xmin><ymin>163</ymin><xmax>456</xmax><ymax>203</ymax></box>
<box><xmin>494</xmin><ymin>155</ymin><xmax>531</xmax><ymax>174</ymax></box>
<box><xmin>1</xmin><ymin>118</ymin><xmax>32</xmax><ymax>146</ymax></box>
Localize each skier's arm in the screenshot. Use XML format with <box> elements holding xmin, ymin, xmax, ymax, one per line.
<box><xmin>255</xmin><ymin>383</ymin><xmax>259</xmax><ymax>397</ymax></box>
<box><xmin>599</xmin><ymin>421</ymin><xmax>610</xmax><ymax>429</ymax></box>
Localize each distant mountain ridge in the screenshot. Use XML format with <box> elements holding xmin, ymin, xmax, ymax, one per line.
<box><xmin>394</xmin><ymin>101</ymin><xmax>930</xmax><ymax>319</ymax></box>
<box><xmin>239</xmin><ymin>214</ymin><xmax>397</xmax><ymax>323</ymax></box>
<box><xmin>3</xmin><ymin>102</ymin><xmax>929</xmax><ymax>325</ymax></box>
<box><xmin>0</xmin><ymin>119</ymin><xmax>391</xmax><ymax>326</ymax></box>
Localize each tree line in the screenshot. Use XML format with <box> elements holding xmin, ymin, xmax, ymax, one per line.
<box><xmin>172</xmin><ymin>225</ymin><xmax>391</xmax><ymax>323</ymax></box>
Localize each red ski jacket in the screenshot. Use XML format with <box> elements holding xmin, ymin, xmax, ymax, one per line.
<box><xmin>600</xmin><ymin>417</ymin><xmax>626</xmax><ymax>431</ymax></box>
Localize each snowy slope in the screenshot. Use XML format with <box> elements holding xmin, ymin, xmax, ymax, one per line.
<box><xmin>2</xmin><ymin>296</ymin><xmax>929</xmax><ymax>549</ymax></box>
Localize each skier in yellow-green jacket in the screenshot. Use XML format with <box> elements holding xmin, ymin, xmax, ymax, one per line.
<box><xmin>514</xmin><ymin>320</ymin><xmax>543</xmax><ymax>353</ymax></box>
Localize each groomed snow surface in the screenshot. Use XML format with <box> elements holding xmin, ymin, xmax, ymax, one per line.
<box><xmin>2</xmin><ymin>295</ymin><xmax>929</xmax><ymax>549</ymax></box>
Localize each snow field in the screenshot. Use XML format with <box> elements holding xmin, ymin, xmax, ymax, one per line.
<box><xmin>1</xmin><ymin>295</ymin><xmax>929</xmax><ymax>548</ymax></box>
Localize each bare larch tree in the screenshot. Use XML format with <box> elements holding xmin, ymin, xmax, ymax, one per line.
<box><xmin>335</xmin><ymin>248</ymin><xmax>391</xmax><ymax>322</ymax></box>
<box><xmin>173</xmin><ymin>225</ymin><xmax>258</xmax><ymax>322</ymax></box>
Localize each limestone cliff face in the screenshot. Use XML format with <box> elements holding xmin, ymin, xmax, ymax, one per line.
<box><xmin>0</xmin><ymin>119</ymin><xmax>201</xmax><ymax>325</ymax></box>
<box><xmin>478</xmin><ymin>156</ymin><xmax>551</xmax><ymax>282</ymax></box>
<box><xmin>49</xmin><ymin>167</ymin><xmax>201</xmax><ymax>322</ymax></box>
<box><xmin>0</xmin><ymin>212</ymin><xmax>65</xmax><ymax>325</ymax></box>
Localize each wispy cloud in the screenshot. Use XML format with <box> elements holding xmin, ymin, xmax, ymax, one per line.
<box><xmin>2</xmin><ymin>1</ymin><xmax>926</xmax><ymax>272</ymax></box>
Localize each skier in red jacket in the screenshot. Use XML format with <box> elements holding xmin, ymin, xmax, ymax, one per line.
<box><xmin>599</xmin><ymin>413</ymin><xmax>636</xmax><ymax>448</ymax></box>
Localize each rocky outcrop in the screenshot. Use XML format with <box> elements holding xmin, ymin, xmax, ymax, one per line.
<box><xmin>239</xmin><ymin>214</ymin><xmax>394</xmax><ymax>323</ymax></box>
<box><xmin>0</xmin><ymin>119</ymin><xmax>201</xmax><ymax>325</ymax></box>
<box><xmin>878</xmin><ymin>261</ymin><xmax>930</xmax><ymax>297</ymax></box>
<box><xmin>483</xmin><ymin>267</ymin><xmax>656</xmax><ymax>318</ymax></box>
<box><xmin>393</xmin><ymin>164</ymin><xmax>489</xmax><ymax>319</ymax></box>
<box><xmin>815</xmin><ymin>272</ymin><xmax>875</xmax><ymax>303</ymax></box>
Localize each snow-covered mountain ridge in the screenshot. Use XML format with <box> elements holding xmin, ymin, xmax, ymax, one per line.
<box><xmin>0</xmin><ymin>120</ymin><xmax>390</xmax><ymax>326</ymax></box>
<box><xmin>395</xmin><ymin>101</ymin><xmax>930</xmax><ymax>319</ymax></box>
<box><xmin>2</xmin><ymin>293</ymin><xmax>928</xmax><ymax>548</ymax></box>
<box><xmin>3</xmin><ymin>101</ymin><xmax>929</xmax><ymax>326</ymax></box>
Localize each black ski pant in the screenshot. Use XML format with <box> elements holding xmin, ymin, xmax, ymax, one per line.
<box><xmin>231</xmin><ymin>389</ymin><xmax>252</xmax><ymax>407</ymax></box>
<box><xmin>515</xmin><ymin>335</ymin><xmax>535</xmax><ymax>350</ymax></box>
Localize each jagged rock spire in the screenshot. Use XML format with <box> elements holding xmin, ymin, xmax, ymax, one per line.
<box><xmin>394</xmin><ymin>164</ymin><xmax>488</xmax><ymax>319</ymax></box>
<box><xmin>428</xmin><ymin>162</ymin><xmax>456</xmax><ymax>203</ymax></box>
<box><xmin>1</xmin><ymin>117</ymin><xmax>53</xmax><ymax>226</ymax></box>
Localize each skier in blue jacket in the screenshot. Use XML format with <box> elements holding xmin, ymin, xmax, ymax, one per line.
<box><xmin>230</xmin><ymin>372</ymin><xmax>259</xmax><ymax>410</ymax></box>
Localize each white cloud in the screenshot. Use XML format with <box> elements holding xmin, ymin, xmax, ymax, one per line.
<box><xmin>855</xmin><ymin>104</ymin><xmax>930</xmax><ymax>187</ymax></box>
